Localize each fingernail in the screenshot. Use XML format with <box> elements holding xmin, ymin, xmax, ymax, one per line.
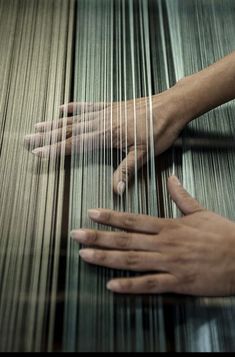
<box><xmin>70</xmin><ymin>229</ymin><xmax>87</xmax><ymax>242</ymax></box>
<box><xmin>107</xmin><ymin>280</ymin><xmax>120</xmax><ymax>291</ymax></box>
<box><xmin>171</xmin><ymin>175</ymin><xmax>181</xmax><ymax>186</ymax></box>
<box><xmin>79</xmin><ymin>249</ymin><xmax>94</xmax><ymax>260</ymax></box>
<box><xmin>117</xmin><ymin>181</ymin><xmax>125</xmax><ymax>195</ymax></box>
<box><xmin>32</xmin><ymin>147</ymin><xmax>48</xmax><ymax>157</ymax></box>
<box><xmin>88</xmin><ymin>209</ymin><xmax>101</xmax><ymax>220</ymax></box>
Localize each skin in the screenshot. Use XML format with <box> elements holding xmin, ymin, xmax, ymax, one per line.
<box><xmin>71</xmin><ymin>176</ymin><xmax>235</xmax><ymax>296</ymax></box>
<box><xmin>25</xmin><ymin>52</ymin><xmax>235</xmax><ymax>295</ymax></box>
<box><xmin>25</xmin><ymin>52</ymin><xmax>235</xmax><ymax>193</ymax></box>
<box><xmin>25</xmin><ymin>87</ymin><xmax>189</xmax><ymax>194</ymax></box>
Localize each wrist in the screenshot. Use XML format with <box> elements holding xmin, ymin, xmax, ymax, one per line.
<box><xmin>173</xmin><ymin>75</ymin><xmax>204</xmax><ymax>123</ymax></box>
<box><xmin>152</xmin><ymin>79</ymin><xmax>198</xmax><ymax>127</ymax></box>
<box><xmin>152</xmin><ymin>68</ymin><xmax>219</xmax><ymax>130</ymax></box>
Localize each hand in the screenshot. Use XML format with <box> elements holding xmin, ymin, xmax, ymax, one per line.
<box><xmin>25</xmin><ymin>83</ymin><xmax>190</xmax><ymax>194</ymax></box>
<box><xmin>71</xmin><ymin>176</ymin><xmax>235</xmax><ymax>296</ymax></box>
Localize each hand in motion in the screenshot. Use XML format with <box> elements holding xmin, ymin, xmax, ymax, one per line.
<box><xmin>25</xmin><ymin>85</ymin><xmax>189</xmax><ymax>194</ymax></box>
<box><xmin>71</xmin><ymin>176</ymin><xmax>235</xmax><ymax>296</ymax></box>
<box><xmin>25</xmin><ymin>52</ymin><xmax>235</xmax><ymax>194</ymax></box>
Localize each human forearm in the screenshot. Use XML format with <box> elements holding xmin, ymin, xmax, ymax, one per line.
<box><xmin>174</xmin><ymin>51</ymin><xmax>235</xmax><ymax>123</ymax></box>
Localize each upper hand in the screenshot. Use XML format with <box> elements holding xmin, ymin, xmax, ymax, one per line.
<box><xmin>71</xmin><ymin>176</ymin><xmax>235</xmax><ymax>296</ymax></box>
<box><xmin>25</xmin><ymin>84</ymin><xmax>190</xmax><ymax>194</ymax></box>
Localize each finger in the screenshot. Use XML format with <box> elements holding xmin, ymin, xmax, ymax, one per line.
<box><xmin>35</xmin><ymin>117</ymin><xmax>73</xmax><ymax>132</ymax></box>
<box><xmin>106</xmin><ymin>274</ymin><xmax>179</xmax><ymax>294</ymax></box>
<box><xmin>31</xmin><ymin>137</ymin><xmax>73</xmax><ymax>157</ymax></box>
<box><xmin>71</xmin><ymin>229</ymin><xmax>159</xmax><ymax>251</ymax></box>
<box><xmin>60</xmin><ymin>102</ymin><xmax>109</xmax><ymax>115</ymax></box>
<box><xmin>79</xmin><ymin>248</ymin><xmax>168</xmax><ymax>272</ymax></box>
<box><xmin>88</xmin><ymin>209</ymin><xmax>173</xmax><ymax>233</ymax></box>
<box><xmin>167</xmin><ymin>176</ymin><xmax>204</xmax><ymax>215</ymax></box>
<box><xmin>31</xmin><ymin>131</ymin><xmax>103</xmax><ymax>158</ymax></box>
<box><xmin>35</xmin><ymin>112</ymin><xmax>99</xmax><ymax>132</ymax></box>
<box><xmin>26</xmin><ymin>120</ymin><xmax>99</xmax><ymax>150</ymax></box>
<box><xmin>113</xmin><ymin>145</ymin><xmax>147</xmax><ymax>195</ymax></box>
<box><xmin>24</xmin><ymin>126</ymin><xmax>73</xmax><ymax>149</ymax></box>
<box><xmin>24</xmin><ymin>132</ymin><xmax>44</xmax><ymax>150</ymax></box>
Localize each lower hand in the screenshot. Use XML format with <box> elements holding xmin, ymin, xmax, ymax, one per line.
<box><xmin>71</xmin><ymin>176</ymin><xmax>235</xmax><ymax>296</ymax></box>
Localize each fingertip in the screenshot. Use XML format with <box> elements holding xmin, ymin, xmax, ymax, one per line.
<box><xmin>168</xmin><ymin>175</ymin><xmax>181</xmax><ymax>186</ymax></box>
<box><xmin>112</xmin><ymin>179</ymin><xmax>126</xmax><ymax>196</ymax></box>
<box><xmin>32</xmin><ymin>146</ymin><xmax>49</xmax><ymax>158</ymax></box>
<box><xmin>34</xmin><ymin>123</ymin><xmax>44</xmax><ymax>132</ymax></box>
<box><xmin>106</xmin><ymin>280</ymin><xmax>121</xmax><ymax>292</ymax></box>
<box><xmin>117</xmin><ymin>181</ymin><xmax>126</xmax><ymax>195</ymax></box>
<box><xmin>112</xmin><ymin>170</ymin><xmax>123</xmax><ymax>195</ymax></box>
<box><xmin>79</xmin><ymin>248</ymin><xmax>94</xmax><ymax>261</ymax></box>
<box><xmin>88</xmin><ymin>209</ymin><xmax>101</xmax><ymax>220</ymax></box>
<box><xmin>70</xmin><ymin>230</ymin><xmax>78</xmax><ymax>240</ymax></box>
<box><xmin>112</xmin><ymin>166</ymin><xmax>129</xmax><ymax>196</ymax></box>
<box><xmin>24</xmin><ymin>134</ymin><xmax>32</xmax><ymax>145</ymax></box>
<box><xmin>59</xmin><ymin>103</ymin><xmax>67</xmax><ymax>113</ymax></box>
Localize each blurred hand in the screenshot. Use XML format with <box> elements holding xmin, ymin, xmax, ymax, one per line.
<box><xmin>25</xmin><ymin>83</ymin><xmax>191</xmax><ymax>194</ymax></box>
<box><xmin>71</xmin><ymin>176</ymin><xmax>235</xmax><ymax>296</ymax></box>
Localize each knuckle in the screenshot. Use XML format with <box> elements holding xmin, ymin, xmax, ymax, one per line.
<box><xmin>122</xmin><ymin>214</ymin><xmax>138</xmax><ymax>229</ymax></box>
<box><xmin>85</xmin><ymin>230</ymin><xmax>98</xmax><ymax>244</ymax></box>
<box><xmin>144</xmin><ymin>277</ymin><xmax>159</xmax><ymax>291</ymax></box>
<box><xmin>183</xmin><ymin>197</ymin><xmax>204</xmax><ymax>214</ymax></box>
<box><xmin>100</xmin><ymin>210</ymin><xmax>112</xmax><ymax>223</ymax></box>
<box><xmin>93</xmin><ymin>249</ymin><xmax>106</xmax><ymax>261</ymax></box>
<box><xmin>121</xmin><ymin>166</ymin><xmax>129</xmax><ymax>177</ymax></box>
<box><xmin>168</xmin><ymin>253</ymin><xmax>186</xmax><ymax>266</ymax></box>
<box><xmin>99</xmin><ymin>128</ymin><xmax>108</xmax><ymax>141</ymax></box>
<box><xmin>119</xmin><ymin>279</ymin><xmax>133</xmax><ymax>291</ymax></box>
<box><xmin>159</xmin><ymin>236</ymin><xmax>178</xmax><ymax>249</ymax></box>
<box><xmin>111</xmin><ymin>125</ymin><xmax>119</xmax><ymax>139</ymax></box>
<box><xmin>125</xmin><ymin>252</ymin><xmax>140</xmax><ymax>268</ymax></box>
<box><xmin>191</xmin><ymin>203</ymin><xmax>204</xmax><ymax>214</ymax></box>
<box><xmin>181</xmin><ymin>271</ymin><xmax>197</xmax><ymax>285</ymax></box>
<box><xmin>66</xmin><ymin>126</ymin><xmax>72</xmax><ymax>138</ymax></box>
<box><xmin>179</xmin><ymin>189</ymin><xmax>189</xmax><ymax>199</ymax></box>
<box><xmin>116</xmin><ymin>233</ymin><xmax>131</xmax><ymax>249</ymax></box>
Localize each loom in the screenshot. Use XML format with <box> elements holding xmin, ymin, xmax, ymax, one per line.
<box><xmin>1</xmin><ymin>0</ymin><xmax>235</xmax><ymax>352</ymax></box>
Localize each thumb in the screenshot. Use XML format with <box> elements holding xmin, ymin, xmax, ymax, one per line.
<box><xmin>167</xmin><ymin>176</ymin><xmax>204</xmax><ymax>215</ymax></box>
<box><xmin>113</xmin><ymin>146</ymin><xmax>147</xmax><ymax>195</ymax></box>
